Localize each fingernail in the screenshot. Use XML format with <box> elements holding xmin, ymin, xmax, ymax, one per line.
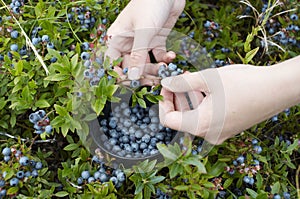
<box><xmin>128</xmin><ymin>68</ymin><xmax>140</xmax><ymax>80</ymax></box>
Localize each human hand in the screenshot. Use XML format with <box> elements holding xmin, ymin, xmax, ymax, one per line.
<box><xmin>105</xmin><ymin>0</ymin><xmax>186</xmax><ymax>84</ymax></box>
<box><xmin>159</xmin><ymin>64</ymin><xmax>291</xmax><ymax>145</ymax></box>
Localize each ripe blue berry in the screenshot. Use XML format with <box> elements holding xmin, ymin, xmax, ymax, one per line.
<box><xmin>0</xmin><ymin>180</ymin><xmax>5</xmax><ymax>187</ymax></box>
<box><xmin>41</xmin><ymin>35</ymin><xmax>50</xmax><ymax>42</ymax></box>
<box><xmin>47</xmin><ymin>42</ymin><xmax>54</xmax><ymax>49</ymax></box>
<box><xmin>2</xmin><ymin>147</ymin><xmax>11</xmax><ymax>156</ymax></box>
<box><xmin>81</xmin><ymin>52</ymin><xmax>90</xmax><ymax>60</ymax></box>
<box><xmin>251</xmin><ymin>139</ymin><xmax>258</xmax><ymax>145</ymax></box>
<box><xmin>236</xmin><ymin>156</ymin><xmax>245</xmax><ymax>164</ymax></box>
<box><xmin>243</xmin><ymin>176</ymin><xmax>250</xmax><ymax>184</ymax></box>
<box><xmin>290</xmin><ymin>14</ymin><xmax>298</xmax><ymax>21</ymax></box>
<box><xmin>10</xmin><ymin>44</ymin><xmax>18</xmax><ymax>51</ymax></box>
<box><xmin>16</xmin><ymin>171</ymin><xmax>24</xmax><ymax>179</ymax></box>
<box><xmin>81</xmin><ymin>170</ymin><xmax>90</xmax><ymax>180</ymax></box>
<box><xmin>273</xmin><ymin>194</ymin><xmax>281</xmax><ymax>199</ymax></box>
<box><xmin>81</xmin><ymin>42</ymin><xmax>89</xmax><ymax>51</ymax></box>
<box><xmin>9</xmin><ymin>178</ymin><xmax>19</xmax><ymax>186</ymax></box>
<box><xmin>31</xmin><ymin>169</ymin><xmax>38</xmax><ymax>177</ymax></box>
<box><xmin>77</xmin><ymin>177</ymin><xmax>84</xmax><ymax>185</ymax></box>
<box><xmin>87</xmin><ymin>176</ymin><xmax>95</xmax><ymax>183</ymax></box>
<box><xmin>253</xmin><ymin>145</ymin><xmax>262</xmax><ymax>154</ymax></box>
<box><xmin>3</xmin><ymin>156</ymin><xmax>10</xmax><ymax>162</ymax></box>
<box><xmin>130</xmin><ymin>80</ymin><xmax>141</xmax><ymax>88</ymax></box>
<box><xmin>0</xmin><ymin>189</ymin><xmax>6</xmax><ymax>197</ymax></box>
<box><xmin>11</xmin><ymin>30</ymin><xmax>19</xmax><ymax>39</ymax></box>
<box><xmin>35</xmin><ymin>162</ymin><xmax>43</xmax><ymax>170</ymax></box>
<box><xmin>19</xmin><ymin>156</ymin><xmax>30</xmax><ymax>166</ymax></box>
<box><xmin>283</xmin><ymin>192</ymin><xmax>290</xmax><ymax>199</ymax></box>
<box><xmin>45</xmin><ymin>125</ymin><xmax>52</xmax><ymax>134</ymax></box>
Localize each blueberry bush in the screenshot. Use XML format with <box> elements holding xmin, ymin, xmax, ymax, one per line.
<box><xmin>0</xmin><ymin>0</ymin><xmax>299</xmax><ymax>198</ymax></box>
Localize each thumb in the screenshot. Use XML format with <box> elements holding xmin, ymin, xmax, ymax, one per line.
<box><xmin>161</xmin><ymin>70</ymin><xmax>212</xmax><ymax>93</ymax></box>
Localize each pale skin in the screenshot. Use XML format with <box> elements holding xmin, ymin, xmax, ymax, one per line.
<box><xmin>106</xmin><ymin>0</ymin><xmax>300</xmax><ymax>144</ymax></box>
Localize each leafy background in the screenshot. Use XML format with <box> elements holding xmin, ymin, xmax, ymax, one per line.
<box><xmin>0</xmin><ymin>0</ymin><xmax>299</xmax><ymax>198</ymax></box>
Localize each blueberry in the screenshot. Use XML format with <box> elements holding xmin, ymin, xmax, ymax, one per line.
<box><xmin>45</xmin><ymin>125</ymin><xmax>52</xmax><ymax>134</ymax></box>
<box><xmin>81</xmin><ymin>52</ymin><xmax>90</xmax><ymax>60</ymax></box>
<box><xmin>50</xmin><ymin>57</ymin><xmax>57</xmax><ymax>63</ymax></box>
<box><xmin>41</xmin><ymin>35</ymin><xmax>50</xmax><ymax>42</ymax></box>
<box><xmin>236</xmin><ymin>156</ymin><xmax>245</xmax><ymax>164</ymax></box>
<box><xmin>24</xmin><ymin>171</ymin><xmax>31</xmax><ymax>177</ymax></box>
<box><xmin>141</xmin><ymin>134</ymin><xmax>151</xmax><ymax>143</ymax></box>
<box><xmin>35</xmin><ymin>162</ymin><xmax>43</xmax><ymax>170</ymax></box>
<box><xmin>273</xmin><ymin>194</ymin><xmax>281</xmax><ymax>199</ymax></box>
<box><xmin>109</xmin><ymin>176</ymin><xmax>118</xmax><ymax>185</ymax></box>
<box><xmin>88</xmin><ymin>176</ymin><xmax>95</xmax><ymax>183</ymax></box>
<box><xmin>249</xmin><ymin>177</ymin><xmax>254</xmax><ymax>185</ymax></box>
<box><xmin>81</xmin><ymin>42</ymin><xmax>90</xmax><ymax>51</ymax></box>
<box><xmin>168</xmin><ymin>63</ymin><xmax>177</xmax><ymax>71</ymax></box>
<box><xmin>31</xmin><ymin>170</ymin><xmax>39</xmax><ymax>177</ymax></box>
<box><xmin>116</xmin><ymin>172</ymin><xmax>125</xmax><ymax>182</ymax></box>
<box><xmin>251</xmin><ymin>139</ymin><xmax>258</xmax><ymax>145</ymax></box>
<box><xmin>97</xmin><ymin>68</ymin><xmax>105</xmax><ymax>78</ymax></box>
<box><xmin>253</xmin><ymin>145</ymin><xmax>262</xmax><ymax>154</ymax></box>
<box><xmin>47</xmin><ymin>42</ymin><xmax>54</xmax><ymax>49</ymax></box>
<box><xmin>131</xmin><ymin>143</ymin><xmax>139</xmax><ymax>152</ymax></box>
<box><xmin>109</xmin><ymin>117</ymin><xmax>118</xmax><ymax>129</ymax></box>
<box><xmin>135</xmin><ymin>130</ymin><xmax>143</xmax><ymax>139</ymax></box>
<box><xmin>16</xmin><ymin>170</ymin><xmax>24</xmax><ymax>179</ymax></box>
<box><xmin>19</xmin><ymin>156</ymin><xmax>30</xmax><ymax>166</ymax></box>
<box><xmin>11</xmin><ymin>30</ymin><xmax>19</xmax><ymax>39</ymax></box>
<box><xmin>130</xmin><ymin>80</ymin><xmax>141</xmax><ymax>88</ymax></box>
<box><xmin>77</xmin><ymin>177</ymin><xmax>84</xmax><ymax>185</ymax></box>
<box><xmin>243</xmin><ymin>176</ymin><xmax>250</xmax><ymax>184</ymax></box>
<box><xmin>93</xmin><ymin>171</ymin><xmax>101</xmax><ymax>179</ymax></box>
<box><xmin>0</xmin><ymin>189</ymin><xmax>6</xmax><ymax>197</ymax></box>
<box><xmin>81</xmin><ymin>170</ymin><xmax>90</xmax><ymax>180</ymax></box>
<box><xmin>2</xmin><ymin>147</ymin><xmax>11</xmax><ymax>156</ymax></box>
<box><xmin>99</xmin><ymin>173</ymin><xmax>108</xmax><ymax>182</ymax></box>
<box><xmin>283</xmin><ymin>192</ymin><xmax>290</xmax><ymax>199</ymax></box>
<box><xmin>37</xmin><ymin>110</ymin><xmax>46</xmax><ymax>118</ymax></box>
<box><xmin>0</xmin><ymin>180</ymin><xmax>5</xmax><ymax>187</ymax></box>
<box><xmin>290</xmin><ymin>14</ymin><xmax>298</xmax><ymax>21</ymax></box>
<box><xmin>10</xmin><ymin>44</ymin><xmax>18</xmax><ymax>51</ymax></box>
<box><xmin>3</xmin><ymin>155</ymin><xmax>10</xmax><ymax>162</ymax></box>
<box><xmin>9</xmin><ymin>178</ymin><xmax>19</xmax><ymax>186</ymax></box>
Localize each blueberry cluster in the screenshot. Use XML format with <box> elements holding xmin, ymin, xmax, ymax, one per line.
<box><xmin>99</xmin><ymin>102</ymin><xmax>176</xmax><ymax>158</ymax></box>
<box><xmin>67</xmin><ymin>6</ymin><xmax>97</xmax><ymax>30</ymax></box>
<box><xmin>9</xmin><ymin>0</ymin><xmax>24</xmax><ymax>14</ymax></box>
<box><xmin>77</xmin><ymin>151</ymin><xmax>125</xmax><ymax>188</ymax></box>
<box><xmin>156</xmin><ymin>188</ymin><xmax>171</xmax><ymax>199</ymax></box>
<box><xmin>203</xmin><ymin>20</ymin><xmax>221</xmax><ymax>42</ymax></box>
<box><xmin>0</xmin><ymin>147</ymin><xmax>44</xmax><ymax>198</ymax></box>
<box><xmin>30</xmin><ymin>26</ymin><xmax>55</xmax><ymax>50</ymax></box>
<box><xmin>226</xmin><ymin>139</ymin><xmax>263</xmax><ymax>186</ymax></box>
<box><xmin>29</xmin><ymin>110</ymin><xmax>52</xmax><ymax>134</ymax></box>
<box><xmin>82</xmin><ymin>52</ymin><xmax>106</xmax><ymax>87</ymax></box>
<box><xmin>272</xmin><ymin>192</ymin><xmax>291</xmax><ymax>199</ymax></box>
<box><xmin>158</xmin><ymin>63</ymin><xmax>183</xmax><ymax>79</ymax></box>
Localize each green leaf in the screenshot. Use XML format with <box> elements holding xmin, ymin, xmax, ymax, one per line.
<box><xmin>135</xmin><ymin>183</ymin><xmax>144</xmax><ymax>194</ymax></box>
<box><xmin>246</xmin><ymin>188</ymin><xmax>258</xmax><ymax>198</ymax></box>
<box><xmin>271</xmin><ymin>181</ymin><xmax>281</xmax><ymax>194</ymax></box>
<box><xmin>54</xmin><ymin>104</ymin><xmax>68</xmax><ymax>116</ymax></box>
<box><xmin>137</xmin><ymin>98</ymin><xmax>146</xmax><ymax>108</ymax></box>
<box><xmin>223</xmin><ymin>178</ymin><xmax>233</xmax><ymax>189</ymax></box>
<box><xmin>7</xmin><ymin>187</ymin><xmax>19</xmax><ymax>195</ymax></box>
<box><xmin>245</xmin><ymin>47</ymin><xmax>259</xmax><ymax>64</ymax></box>
<box><xmin>44</xmin><ymin>74</ymin><xmax>70</xmax><ymax>81</ymax></box>
<box><xmin>149</xmin><ymin>176</ymin><xmax>165</xmax><ymax>184</ymax></box>
<box><xmin>156</xmin><ymin>143</ymin><xmax>178</xmax><ymax>161</ymax></box>
<box><xmin>63</xmin><ymin>143</ymin><xmax>79</xmax><ymax>151</ymax></box>
<box><xmin>256</xmin><ymin>173</ymin><xmax>263</xmax><ymax>189</ymax></box>
<box><xmin>208</xmin><ymin>161</ymin><xmax>226</xmax><ymax>176</ymax></box>
<box><xmin>35</xmin><ymin>99</ymin><xmax>51</xmax><ymax>108</ymax></box>
<box><xmin>174</xmin><ymin>185</ymin><xmax>189</xmax><ymax>191</ymax></box>
<box><xmin>55</xmin><ymin>191</ymin><xmax>69</xmax><ymax>197</ymax></box>
<box><xmin>184</xmin><ymin>157</ymin><xmax>206</xmax><ymax>173</ymax></box>
<box><xmin>169</xmin><ymin>163</ymin><xmax>182</xmax><ymax>179</ymax></box>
